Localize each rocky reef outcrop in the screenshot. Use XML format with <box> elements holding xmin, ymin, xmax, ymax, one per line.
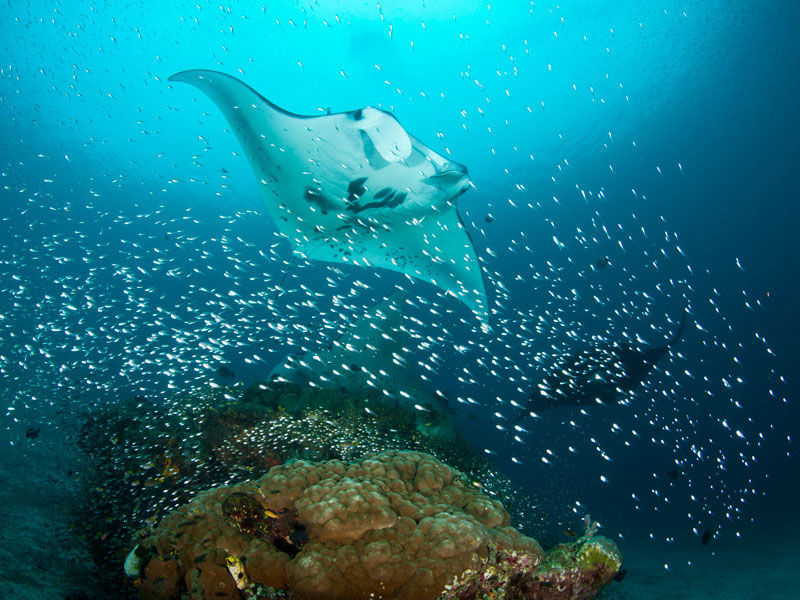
<box><xmin>128</xmin><ymin>451</ymin><xmax>620</xmax><ymax>600</ymax></box>
<box><xmin>437</xmin><ymin>536</ymin><xmax>622</xmax><ymax>600</ymax></box>
<box><xmin>73</xmin><ymin>381</ymin><xmax>481</xmax><ymax>596</ymax></box>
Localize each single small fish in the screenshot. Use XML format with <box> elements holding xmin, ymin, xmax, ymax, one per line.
<box><xmin>613</xmin><ymin>568</ymin><xmax>627</xmax><ymax>582</ymax></box>
<box><xmin>562</xmin><ymin>528</ymin><xmax>578</xmax><ymax>538</ymax></box>
<box><xmin>26</xmin><ymin>427</ymin><xmax>40</xmax><ymax>439</ymax></box>
<box><xmin>225</xmin><ymin>555</ymin><xmax>249</xmax><ymax>590</ymax></box>
<box><xmin>701</xmin><ymin>528</ymin><xmax>713</xmax><ymax>546</ymax></box>
<box><xmin>485</xmin><ymin>214</ymin><xmax>495</xmax><ymax>223</ymax></box>
<box><xmin>593</xmin><ymin>256</ymin><xmax>610</xmax><ymax>270</ymax></box>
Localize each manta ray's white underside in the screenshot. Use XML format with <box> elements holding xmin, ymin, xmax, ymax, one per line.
<box><xmin>169</xmin><ymin>70</ymin><xmax>489</xmax><ymax>324</ymax></box>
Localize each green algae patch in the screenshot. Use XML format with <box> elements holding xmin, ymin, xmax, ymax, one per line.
<box><xmin>577</xmin><ymin>535</ymin><xmax>622</xmax><ymax>572</ymax></box>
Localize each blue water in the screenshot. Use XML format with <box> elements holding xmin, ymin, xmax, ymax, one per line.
<box><xmin>1</xmin><ymin>1</ymin><xmax>798</xmax><ymax>598</ymax></box>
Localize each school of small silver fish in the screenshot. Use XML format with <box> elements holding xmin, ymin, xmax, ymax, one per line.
<box><xmin>0</xmin><ymin>1</ymin><xmax>790</xmax><ymax>560</ymax></box>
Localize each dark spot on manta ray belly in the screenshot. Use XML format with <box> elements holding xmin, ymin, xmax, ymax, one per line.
<box><xmin>347</xmin><ymin>188</ymin><xmax>409</xmax><ymax>214</ymax></box>
<box><xmin>389</xmin><ymin>191</ymin><xmax>407</xmax><ymax>206</ymax></box>
<box><xmin>347</xmin><ymin>177</ymin><xmax>368</xmax><ymax>201</ymax></box>
<box><xmin>304</xmin><ymin>188</ymin><xmax>318</xmax><ymax>201</ymax></box>
<box><xmin>350</xmin><ymin>108</ymin><xmax>363</xmax><ymax>120</ymax></box>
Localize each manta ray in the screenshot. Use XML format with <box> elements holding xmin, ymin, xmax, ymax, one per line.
<box><xmin>517</xmin><ymin>311</ymin><xmax>689</xmax><ymax>419</ymax></box>
<box><xmin>168</xmin><ymin>70</ymin><xmax>489</xmax><ymax>325</ymax></box>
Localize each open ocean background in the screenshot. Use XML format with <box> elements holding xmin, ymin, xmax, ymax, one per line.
<box><xmin>1</xmin><ymin>1</ymin><xmax>798</xmax><ymax>598</ymax></box>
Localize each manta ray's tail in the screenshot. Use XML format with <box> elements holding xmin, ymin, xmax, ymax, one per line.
<box><xmin>666</xmin><ymin>309</ymin><xmax>689</xmax><ymax>346</ymax></box>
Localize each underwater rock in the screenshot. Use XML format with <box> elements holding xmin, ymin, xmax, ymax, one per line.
<box><xmin>438</xmin><ymin>535</ymin><xmax>622</xmax><ymax>600</ymax></box>
<box><xmin>76</xmin><ymin>384</ymin><xmax>540</xmax><ymax>598</ymax></box>
<box><xmin>140</xmin><ymin>555</ymin><xmax>181</xmax><ymax>600</ymax></box>
<box><xmin>131</xmin><ymin>451</ymin><xmax>547</xmax><ymax>600</ymax></box>
<box><xmin>212</xmin><ymin>381</ymin><xmax>474</xmax><ymax>469</ymax></box>
<box><xmin>74</xmin><ymin>394</ymin><xmax>230</xmax><ymax>597</ymax></box>
<box><xmin>221</xmin><ymin>491</ymin><xmax>308</xmax><ymax>557</ymax></box>
<box><xmin>222</xmin><ymin>492</ymin><xmax>272</xmax><ymax>537</ymax></box>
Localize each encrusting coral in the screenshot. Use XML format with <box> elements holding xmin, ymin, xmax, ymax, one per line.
<box><xmin>129</xmin><ymin>451</ymin><xmax>620</xmax><ymax>600</ymax></box>
<box><xmin>437</xmin><ymin>535</ymin><xmax>622</xmax><ymax>600</ymax></box>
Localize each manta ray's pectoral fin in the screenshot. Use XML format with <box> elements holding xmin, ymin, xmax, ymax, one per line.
<box><xmin>299</xmin><ymin>211</ymin><xmax>489</xmax><ymax>326</ymax></box>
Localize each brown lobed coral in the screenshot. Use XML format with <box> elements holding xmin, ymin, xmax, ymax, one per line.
<box><xmin>131</xmin><ymin>450</ymin><xmax>545</xmax><ymax>600</ymax></box>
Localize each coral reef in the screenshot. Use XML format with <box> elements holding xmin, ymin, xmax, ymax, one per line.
<box><xmin>437</xmin><ymin>535</ymin><xmax>622</xmax><ymax>600</ymax></box>
<box><xmin>232</xmin><ymin>381</ymin><xmax>470</xmax><ymax>463</ymax></box>
<box><xmin>75</xmin><ymin>383</ymin><xmax>545</xmax><ymax>598</ymax></box>
<box><xmin>74</xmin><ymin>391</ymin><xmax>232</xmax><ymax>597</ymax></box>
<box><xmin>131</xmin><ymin>451</ymin><xmax>548</xmax><ymax>600</ymax></box>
